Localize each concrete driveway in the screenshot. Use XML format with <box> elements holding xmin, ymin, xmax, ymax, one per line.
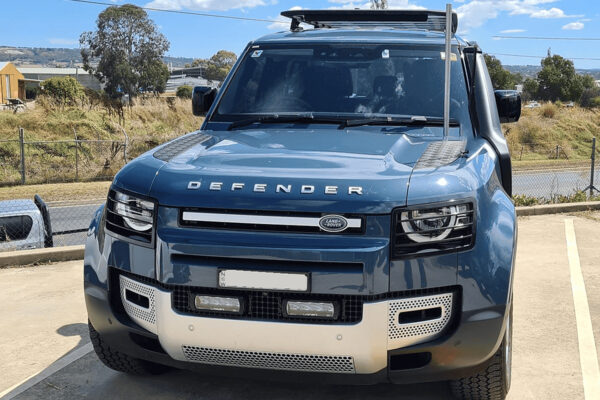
<box><xmin>1</xmin><ymin>214</ymin><xmax>599</xmax><ymax>400</ymax></box>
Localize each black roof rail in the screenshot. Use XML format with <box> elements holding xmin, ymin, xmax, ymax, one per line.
<box><xmin>281</xmin><ymin>9</ymin><xmax>458</xmax><ymax>34</ymax></box>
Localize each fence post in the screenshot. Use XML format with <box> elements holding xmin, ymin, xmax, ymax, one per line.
<box><xmin>590</xmin><ymin>137</ymin><xmax>596</xmax><ymax>198</ymax></box>
<box><xmin>19</xmin><ymin>127</ymin><xmax>25</xmax><ymax>185</ymax></box>
<box><xmin>74</xmin><ymin>128</ymin><xmax>79</xmax><ymax>182</ymax></box>
<box><xmin>556</xmin><ymin>145</ymin><xmax>560</xmax><ymax>160</ymax></box>
<box><xmin>120</xmin><ymin>127</ymin><xmax>129</xmax><ymax>164</ymax></box>
<box><xmin>519</xmin><ymin>145</ymin><xmax>524</xmax><ymax>161</ymax></box>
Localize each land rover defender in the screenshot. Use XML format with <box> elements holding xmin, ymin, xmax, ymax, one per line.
<box><xmin>84</xmin><ymin>7</ymin><xmax>520</xmax><ymax>399</ymax></box>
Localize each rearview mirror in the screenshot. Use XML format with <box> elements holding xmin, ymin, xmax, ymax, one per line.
<box><xmin>494</xmin><ymin>90</ymin><xmax>521</xmax><ymax>123</ymax></box>
<box><xmin>192</xmin><ymin>86</ymin><xmax>217</xmax><ymax>116</ymax></box>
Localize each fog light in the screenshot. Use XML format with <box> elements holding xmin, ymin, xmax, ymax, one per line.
<box><xmin>194</xmin><ymin>295</ymin><xmax>241</xmax><ymax>313</ymax></box>
<box><xmin>286</xmin><ymin>301</ymin><xmax>336</xmax><ymax>318</ymax></box>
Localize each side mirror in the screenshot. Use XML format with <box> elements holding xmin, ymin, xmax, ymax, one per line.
<box><xmin>495</xmin><ymin>90</ymin><xmax>521</xmax><ymax>123</ymax></box>
<box><xmin>192</xmin><ymin>86</ymin><xmax>217</xmax><ymax>116</ymax></box>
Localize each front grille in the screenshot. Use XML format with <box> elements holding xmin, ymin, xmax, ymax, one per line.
<box><xmin>181</xmin><ymin>346</ymin><xmax>355</xmax><ymax>373</ymax></box>
<box><xmin>179</xmin><ymin>208</ymin><xmax>365</xmax><ymax>234</ymax></box>
<box><xmin>172</xmin><ymin>286</ymin><xmax>363</xmax><ymax>323</ymax></box>
<box><xmin>111</xmin><ymin>268</ymin><xmax>460</xmax><ymax>326</ymax></box>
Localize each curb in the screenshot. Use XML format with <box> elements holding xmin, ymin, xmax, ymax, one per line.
<box><xmin>0</xmin><ymin>245</ymin><xmax>84</xmax><ymax>268</ymax></box>
<box><xmin>516</xmin><ymin>201</ymin><xmax>600</xmax><ymax>217</ymax></box>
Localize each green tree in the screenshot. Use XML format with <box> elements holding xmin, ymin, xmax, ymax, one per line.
<box><xmin>580</xmin><ymin>87</ymin><xmax>600</xmax><ymax>108</ymax></box>
<box><xmin>522</xmin><ymin>78</ymin><xmax>539</xmax><ymax>101</ymax></box>
<box><xmin>484</xmin><ymin>54</ymin><xmax>518</xmax><ymax>90</ymax></box>
<box><xmin>176</xmin><ymin>85</ymin><xmax>193</xmax><ymax>99</ymax></box>
<box><xmin>537</xmin><ymin>53</ymin><xmax>591</xmax><ymax>101</ymax></box>
<box><xmin>204</xmin><ymin>50</ymin><xmax>237</xmax><ymax>82</ymax></box>
<box><xmin>80</xmin><ymin>4</ymin><xmax>170</xmax><ymax>100</ymax></box>
<box><xmin>41</xmin><ymin>76</ymin><xmax>84</xmax><ymax>106</ymax></box>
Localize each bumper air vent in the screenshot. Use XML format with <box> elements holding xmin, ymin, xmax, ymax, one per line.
<box><xmin>181</xmin><ymin>346</ymin><xmax>355</xmax><ymax>373</ymax></box>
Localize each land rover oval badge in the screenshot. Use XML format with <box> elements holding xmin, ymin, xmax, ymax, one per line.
<box><xmin>319</xmin><ymin>215</ymin><xmax>348</xmax><ymax>233</ymax></box>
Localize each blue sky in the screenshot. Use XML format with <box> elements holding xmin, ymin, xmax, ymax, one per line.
<box><xmin>2</xmin><ymin>0</ymin><xmax>599</xmax><ymax>68</ymax></box>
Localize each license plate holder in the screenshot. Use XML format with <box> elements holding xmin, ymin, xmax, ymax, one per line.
<box><xmin>218</xmin><ymin>269</ymin><xmax>309</xmax><ymax>292</ymax></box>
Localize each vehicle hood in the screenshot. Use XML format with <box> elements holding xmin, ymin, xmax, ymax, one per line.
<box><xmin>134</xmin><ymin>127</ymin><xmax>458</xmax><ymax>214</ymax></box>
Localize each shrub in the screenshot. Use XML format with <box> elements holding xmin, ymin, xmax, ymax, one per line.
<box><xmin>540</xmin><ymin>102</ymin><xmax>557</xmax><ymax>118</ymax></box>
<box><xmin>512</xmin><ymin>194</ymin><xmax>540</xmax><ymax>207</ymax></box>
<box><xmin>176</xmin><ymin>85</ymin><xmax>193</xmax><ymax>99</ymax></box>
<box><xmin>41</xmin><ymin>76</ymin><xmax>84</xmax><ymax>106</ymax></box>
<box><xmin>580</xmin><ymin>87</ymin><xmax>600</xmax><ymax>108</ymax></box>
<box><xmin>591</xmin><ymin>97</ymin><xmax>600</xmax><ymax>108</ymax></box>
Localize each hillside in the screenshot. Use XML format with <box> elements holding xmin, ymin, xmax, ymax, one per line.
<box><xmin>0</xmin><ymin>46</ymin><xmax>194</xmax><ymax>67</ymax></box>
<box><xmin>0</xmin><ymin>97</ymin><xmax>201</xmax><ymax>185</ymax></box>
<box><xmin>505</xmin><ymin>104</ymin><xmax>600</xmax><ymax>167</ymax></box>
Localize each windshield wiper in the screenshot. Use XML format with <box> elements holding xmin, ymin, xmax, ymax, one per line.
<box><xmin>339</xmin><ymin>116</ymin><xmax>459</xmax><ymax>129</ymax></box>
<box><xmin>227</xmin><ymin>114</ymin><xmax>345</xmax><ymax>131</ymax></box>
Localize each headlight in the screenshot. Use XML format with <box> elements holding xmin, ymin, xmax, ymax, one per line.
<box><xmin>114</xmin><ymin>192</ymin><xmax>155</xmax><ymax>232</ymax></box>
<box><xmin>400</xmin><ymin>204</ymin><xmax>471</xmax><ymax>243</ymax></box>
<box><xmin>393</xmin><ymin>202</ymin><xmax>474</xmax><ymax>257</ymax></box>
<box><xmin>105</xmin><ymin>189</ymin><xmax>156</xmax><ymax>245</ymax></box>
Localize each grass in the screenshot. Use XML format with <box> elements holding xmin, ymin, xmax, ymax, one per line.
<box><xmin>0</xmin><ymin>181</ymin><xmax>111</xmax><ymax>202</ymax></box>
<box><xmin>0</xmin><ymin>96</ymin><xmax>202</xmax><ymax>185</ymax></box>
<box><xmin>505</xmin><ymin>104</ymin><xmax>600</xmax><ymax>162</ymax></box>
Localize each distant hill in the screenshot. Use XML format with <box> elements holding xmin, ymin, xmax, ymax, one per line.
<box><xmin>0</xmin><ymin>46</ymin><xmax>194</xmax><ymax>68</ymax></box>
<box><xmin>505</xmin><ymin>64</ymin><xmax>600</xmax><ymax>80</ymax></box>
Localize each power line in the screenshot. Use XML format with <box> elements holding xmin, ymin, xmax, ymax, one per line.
<box><xmin>68</xmin><ymin>0</ymin><xmax>280</xmax><ymax>23</ymax></box>
<box><xmin>493</xmin><ymin>35</ymin><xmax>600</xmax><ymax>41</ymax></box>
<box><xmin>492</xmin><ymin>52</ymin><xmax>600</xmax><ymax>61</ymax></box>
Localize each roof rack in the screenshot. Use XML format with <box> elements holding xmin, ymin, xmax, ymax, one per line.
<box><xmin>280</xmin><ymin>9</ymin><xmax>458</xmax><ymax>34</ymax></box>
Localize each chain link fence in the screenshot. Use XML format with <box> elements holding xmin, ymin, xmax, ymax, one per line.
<box><xmin>512</xmin><ymin>138</ymin><xmax>600</xmax><ymax>201</ymax></box>
<box><xmin>0</xmin><ymin>128</ymin><xmax>128</xmax><ymax>186</ymax></box>
<box><xmin>0</xmin><ymin>195</ymin><xmax>103</xmax><ymax>252</ymax></box>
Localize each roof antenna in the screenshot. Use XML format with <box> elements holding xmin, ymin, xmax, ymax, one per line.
<box><xmin>443</xmin><ymin>3</ymin><xmax>453</xmax><ymax>138</ymax></box>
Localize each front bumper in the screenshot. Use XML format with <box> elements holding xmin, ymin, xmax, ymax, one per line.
<box><xmin>86</xmin><ymin>270</ymin><xmax>507</xmax><ymax>384</ymax></box>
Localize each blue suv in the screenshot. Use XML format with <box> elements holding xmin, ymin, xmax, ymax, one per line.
<box><xmin>84</xmin><ymin>8</ymin><xmax>520</xmax><ymax>400</ymax></box>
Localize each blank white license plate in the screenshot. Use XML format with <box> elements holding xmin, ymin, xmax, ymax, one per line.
<box><xmin>218</xmin><ymin>270</ymin><xmax>308</xmax><ymax>292</ymax></box>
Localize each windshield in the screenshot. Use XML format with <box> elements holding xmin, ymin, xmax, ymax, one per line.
<box><xmin>213</xmin><ymin>44</ymin><xmax>470</xmax><ymax>123</ymax></box>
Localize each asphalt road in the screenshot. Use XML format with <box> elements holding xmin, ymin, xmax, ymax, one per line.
<box><xmin>1</xmin><ymin>214</ymin><xmax>599</xmax><ymax>400</ymax></box>
<box><xmin>513</xmin><ymin>168</ymin><xmax>599</xmax><ymax>198</ymax></box>
<box><xmin>48</xmin><ymin>203</ymin><xmax>100</xmax><ymax>247</ymax></box>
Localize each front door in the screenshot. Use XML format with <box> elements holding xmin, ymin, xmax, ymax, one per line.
<box><xmin>5</xmin><ymin>75</ymin><xmax>10</xmax><ymax>99</ymax></box>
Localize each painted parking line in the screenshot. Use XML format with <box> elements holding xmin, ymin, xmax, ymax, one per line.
<box><xmin>565</xmin><ymin>219</ymin><xmax>600</xmax><ymax>400</ymax></box>
<box><xmin>0</xmin><ymin>343</ymin><xmax>93</xmax><ymax>400</ymax></box>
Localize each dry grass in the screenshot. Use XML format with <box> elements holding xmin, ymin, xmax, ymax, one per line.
<box><xmin>504</xmin><ymin>104</ymin><xmax>600</xmax><ymax>161</ymax></box>
<box><xmin>0</xmin><ymin>96</ymin><xmax>203</xmax><ymax>185</ymax></box>
<box><xmin>540</xmin><ymin>103</ymin><xmax>557</xmax><ymax>119</ymax></box>
<box><xmin>0</xmin><ymin>181</ymin><xmax>111</xmax><ymax>202</ymax></box>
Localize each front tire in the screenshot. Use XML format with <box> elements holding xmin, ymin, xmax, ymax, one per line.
<box><xmin>88</xmin><ymin>321</ymin><xmax>169</xmax><ymax>375</ymax></box>
<box><xmin>450</xmin><ymin>303</ymin><xmax>512</xmax><ymax>400</ymax></box>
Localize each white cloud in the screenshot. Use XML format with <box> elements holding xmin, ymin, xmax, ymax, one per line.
<box><xmin>530</xmin><ymin>7</ymin><xmax>567</xmax><ymax>18</ymax></box>
<box><xmin>48</xmin><ymin>38</ymin><xmax>79</xmax><ymax>46</ymax></box>
<box><xmin>500</xmin><ymin>29</ymin><xmax>526</xmax><ymax>33</ymax></box>
<box><xmin>562</xmin><ymin>21</ymin><xmax>584</xmax><ymax>30</ymax></box>
<box><xmin>145</xmin><ymin>0</ymin><xmax>266</xmax><ymax>12</ymax></box>
<box><xmin>455</xmin><ymin>1</ymin><xmax>583</xmax><ymax>32</ymax></box>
